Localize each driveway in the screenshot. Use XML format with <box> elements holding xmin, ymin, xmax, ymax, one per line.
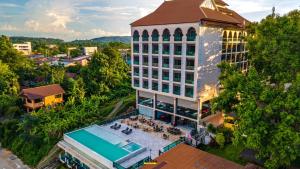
<box><xmin>0</xmin><ymin>148</ymin><xmax>30</xmax><ymax>169</ymax></box>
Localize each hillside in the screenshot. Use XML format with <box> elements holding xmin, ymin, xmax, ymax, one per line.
<box><xmin>91</xmin><ymin>36</ymin><xmax>130</xmax><ymax>43</ymax></box>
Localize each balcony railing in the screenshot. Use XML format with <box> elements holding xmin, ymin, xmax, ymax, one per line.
<box><xmin>152</xmin><ymin>63</ymin><xmax>159</xmax><ymax>67</ymax></box>
<box><xmin>186</xmin><ymin>50</ymin><xmax>195</xmax><ymax>56</ymax></box>
<box><xmin>143</xmin><ymin>73</ymin><xmax>148</xmax><ymax>78</ymax></box>
<box><xmin>134</xmin><ymin>72</ymin><xmax>139</xmax><ymax>76</ymax></box>
<box><xmin>152</xmin><ymin>50</ymin><xmax>159</xmax><ymax>54</ymax></box>
<box><xmin>186</xmin><ymin>66</ymin><xmax>194</xmax><ymax>70</ymax></box>
<box><xmin>152</xmin><ymin>36</ymin><xmax>159</xmax><ymax>41</ymax></box>
<box><xmin>186</xmin><ymin>79</ymin><xmax>194</xmax><ymax>84</ymax></box>
<box><xmin>163</xmin><ymin>50</ymin><xmax>170</xmax><ymax>55</ymax></box>
<box><xmin>162</xmin><ymin>63</ymin><xmax>169</xmax><ymax>68</ymax></box>
<box><xmin>173</xmin><ymin>77</ymin><xmax>181</xmax><ymax>82</ymax></box>
<box><xmin>162</xmin><ymin>88</ymin><xmax>169</xmax><ymax>93</ymax></box>
<box><xmin>174</xmin><ymin>50</ymin><xmax>182</xmax><ymax>55</ymax></box>
<box><xmin>152</xmin><ymin>75</ymin><xmax>158</xmax><ymax>79</ymax></box>
<box><xmin>162</xmin><ymin>76</ymin><xmax>169</xmax><ymax>81</ymax></box>
<box><xmin>174</xmin><ymin>65</ymin><xmax>181</xmax><ymax>69</ymax></box>
<box><xmin>133</xmin><ymin>49</ymin><xmax>139</xmax><ymax>53</ymax></box>
<box><xmin>143</xmin><ymin>62</ymin><xmax>148</xmax><ymax>66</ymax></box>
<box><xmin>133</xmin><ymin>60</ymin><xmax>139</xmax><ymax>65</ymax></box>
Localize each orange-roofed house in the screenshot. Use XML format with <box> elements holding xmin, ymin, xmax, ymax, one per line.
<box><xmin>131</xmin><ymin>0</ymin><xmax>249</xmax><ymax>130</ymax></box>
<box><xmin>142</xmin><ymin>144</ymin><xmax>244</xmax><ymax>169</ymax></box>
<box><xmin>21</xmin><ymin>84</ymin><xmax>65</xmax><ymax>112</ymax></box>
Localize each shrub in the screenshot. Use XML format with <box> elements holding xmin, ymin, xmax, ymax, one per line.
<box><xmin>216</xmin><ymin>133</ymin><xmax>225</xmax><ymax>149</ymax></box>
<box><xmin>207</xmin><ymin>123</ymin><xmax>217</xmax><ymax>133</ymax></box>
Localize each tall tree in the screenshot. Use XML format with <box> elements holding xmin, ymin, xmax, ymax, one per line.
<box><xmin>213</xmin><ymin>10</ymin><xmax>300</xmax><ymax>169</ymax></box>
<box><xmin>0</xmin><ymin>61</ymin><xmax>19</xmax><ymax>95</ymax></box>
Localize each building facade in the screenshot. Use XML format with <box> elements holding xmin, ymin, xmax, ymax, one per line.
<box><xmin>83</xmin><ymin>47</ymin><xmax>98</xmax><ymax>56</ymax></box>
<box><xmin>131</xmin><ymin>0</ymin><xmax>248</xmax><ymax>129</ymax></box>
<box><xmin>13</xmin><ymin>42</ymin><xmax>32</xmax><ymax>55</ymax></box>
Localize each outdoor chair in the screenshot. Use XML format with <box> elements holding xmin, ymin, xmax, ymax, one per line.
<box><xmin>110</xmin><ymin>123</ymin><xmax>117</xmax><ymax>129</ymax></box>
<box><xmin>126</xmin><ymin>129</ymin><xmax>133</xmax><ymax>135</ymax></box>
<box><xmin>115</xmin><ymin>124</ymin><xmax>121</xmax><ymax>130</ymax></box>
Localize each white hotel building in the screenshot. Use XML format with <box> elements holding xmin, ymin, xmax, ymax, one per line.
<box><xmin>131</xmin><ymin>0</ymin><xmax>249</xmax><ymax>129</ymax></box>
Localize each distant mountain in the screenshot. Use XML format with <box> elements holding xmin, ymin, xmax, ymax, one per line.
<box><xmin>10</xmin><ymin>36</ymin><xmax>64</xmax><ymax>44</ymax></box>
<box><xmin>91</xmin><ymin>36</ymin><xmax>131</xmax><ymax>44</ymax></box>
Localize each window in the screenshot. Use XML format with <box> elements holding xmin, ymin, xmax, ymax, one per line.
<box><xmin>162</xmin><ymin>83</ymin><xmax>169</xmax><ymax>93</ymax></box>
<box><xmin>152</xmin><ymin>69</ymin><xmax>158</xmax><ymax>79</ymax></box>
<box><xmin>174</xmin><ymin>44</ymin><xmax>182</xmax><ymax>55</ymax></box>
<box><xmin>173</xmin><ymin>72</ymin><xmax>181</xmax><ymax>82</ymax></box>
<box><xmin>174</xmin><ymin>28</ymin><xmax>183</xmax><ymax>41</ymax></box>
<box><xmin>186</xmin><ymin>73</ymin><xmax>194</xmax><ymax>84</ymax></box>
<box><xmin>152</xmin><ymin>29</ymin><xmax>159</xmax><ymax>41</ymax></box>
<box><xmin>187</xmin><ymin>27</ymin><xmax>196</xmax><ymax>41</ymax></box>
<box><xmin>185</xmin><ymin>86</ymin><xmax>194</xmax><ymax>98</ymax></box>
<box><xmin>133</xmin><ymin>31</ymin><xmax>139</xmax><ymax>41</ymax></box>
<box><xmin>152</xmin><ymin>44</ymin><xmax>159</xmax><ymax>54</ymax></box>
<box><xmin>162</xmin><ymin>58</ymin><xmax>169</xmax><ymax>68</ymax></box>
<box><xmin>55</xmin><ymin>94</ymin><xmax>62</xmax><ymax>98</ymax></box>
<box><xmin>186</xmin><ymin>45</ymin><xmax>195</xmax><ymax>56</ymax></box>
<box><xmin>134</xmin><ymin>67</ymin><xmax>139</xmax><ymax>76</ymax></box>
<box><xmin>152</xmin><ymin>82</ymin><xmax>158</xmax><ymax>91</ymax></box>
<box><xmin>163</xmin><ymin>44</ymin><xmax>170</xmax><ymax>55</ymax></box>
<box><xmin>142</xmin><ymin>30</ymin><xmax>149</xmax><ymax>41</ymax></box>
<box><xmin>143</xmin><ymin>80</ymin><xmax>149</xmax><ymax>89</ymax></box>
<box><xmin>174</xmin><ymin>59</ymin><xmax>181</xmax><ymax>69</ymax></box>
<box><xmin>173</xmin><ymin>85</ymin><xmax>180</xmax><ymax>95</ymax></box>
<box><xmin>134</xmin><ymin>79</ymin><xmax>139</xmax><ymax>87</ymax></box>
<box><xmin>133</xmin><ymin>44</ymin><xmax>139</xmax><ymax>53</ymax></box>
<box><xmin>162</xmin><ymin>71</ymin><xmax>169</xmax><ymax>81</ymax></box>
<box><xmin>162</xmin><ymin>29</ymin><xmax>170</xmax><ymax>41</ymax></box>
<box><xmin>152</xmin><ymin>57</ymin><xmax>159</xmax><ymax>67</ymax></box>
<box><xmin>143</xmin><ymin>44</ymin><xmax>148</xmax><ymax>54</ymax></box>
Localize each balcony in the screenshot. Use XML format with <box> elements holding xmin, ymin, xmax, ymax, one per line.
<box><xmin>176</xmin><ymin>106</ymin><xmax>197</xmax><ymax>120</ymax></box>
<box><xmin>162</xmin><ymin>85</ymin><xmax>169</xmax><ymax>93</ymax></box>
<box><xmin>185</xmin><ymin>88</ymin><xmax>194</xmax><ymax>98</ymax></box>
<box><xmin>152</xmin><ymin>50</ymin><xmax>159</xmax><ymax>55</ymax></box>
<box><xmin>186</xmin><ymin>50</ymin><xmax>195</xmax><ymax>56</ymax></box>
<box><xmin>152</xmin><ymin>63</ymin><xmax>159</xmax><ymax>67</ymax></box>
<box><xmin>162</xmin><ymin>63</ymin><xmax>169</xmax><ymax>68</ymax></box>
<box><xmin>152</xmin><ymin>74</ymin><xmax>158</xmax><ymax>79</ymax></box>
<box><xmin>174</xmin><ymin>50</ymin><xmax>182</xmax><ymax>55</ymax></box>
<box><xmin>133</xmin><ymin>71</ymin><xmax>139</xmax><ymax>76</ymax></box>
<box><xmin>186</xmin><ymin>79</ymin><xmax>194</xmax><ymax>84</ymax></box>
<box><xmin>173</xmin><ymin>76</ymin><xmax>181</xmax><ymax>82</ymax></box>
<box><xmin>152</xmin><ymin>36</ymin><xmax>159</xmax><ymax>42</ymax></box>
<box><xmin>162</xmin><ymin>50</ymin><xmax>170</xmax><ymax>55</ymax></box>
<box><xmin>162</xmin><ymin>75</ymin><xmax>169</xmax><ymax>81</ymax></box>
<box><xmin>133</xmin><ymin>60</ymin><xmax>139</xmax><ymax>65</ymax></box>
<box><xmin>187</xmin><ymin>35</ymin><xmax>196</xmax><ymax>41</ymax></box>
<box><xmin>186</xmin><ymin>66</ymin><xmax>194</xmax><ymax>70</ymax></box>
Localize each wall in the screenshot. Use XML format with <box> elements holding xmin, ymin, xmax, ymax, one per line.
<box><xmin>197</xmin><ymin>26</ymin><xmax>222</xmax><ymax>99</ymax></box>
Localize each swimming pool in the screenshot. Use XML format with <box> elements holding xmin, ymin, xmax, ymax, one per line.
<box><xmin>66</xmin><ymin>125</ymin><xmax>142</xmax><ymax>162</ymax></box>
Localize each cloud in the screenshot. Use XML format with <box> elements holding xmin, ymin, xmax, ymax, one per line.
<box><xmin>0</xmin><ymin>24</ymin><xmax>18</xmax><ymax>31</ymax></box>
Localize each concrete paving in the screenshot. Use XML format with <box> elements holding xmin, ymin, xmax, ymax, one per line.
<box><xmin>0</xmin><ymin>148</ymin><xmax>30</xmax><ymax>169</ymax></box>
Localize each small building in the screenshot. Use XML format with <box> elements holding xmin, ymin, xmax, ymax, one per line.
<box><xmin>13</xmin><ymin>42</ymin><xmax>32</xmax><ymax>55</ymax></box>
<box><xmin>83</xmin><ymin>47</ymin><xmax>97</xmax><ymax>56</ymax></box>
<box><xmin>142</xmin><ymin>144</ymin><xmax>244</xmax><ymax>169</ymax></box>
<box><xmin>21</xmin><ymin>84</ymin><xmax>65</xmax><ymax>112</ymax></box>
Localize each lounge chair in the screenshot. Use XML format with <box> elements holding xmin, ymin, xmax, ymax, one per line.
<box><xmin>110</xmin><ymin>123</ymin><xmax>117</xmax><ymax>129</ymax></box>
<box><xmin>122</xmin><ymin>127</ymin><xmax>129</xmax><ymax>134</ymax></box>
<box><xmin>115</xmin><ymin>124</ymin><xmax>121</xmax><ymax>130</ymax></box>
<box><xmin>126</xmin><ymin>129</ymin><xmax>133</xmax><ymax>135</ymax></box>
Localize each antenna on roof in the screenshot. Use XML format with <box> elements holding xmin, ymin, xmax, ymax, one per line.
<box><xmin>272</xmin><ymin>6</ymin><xmax>275</xmax><ymax>17</ymax></box>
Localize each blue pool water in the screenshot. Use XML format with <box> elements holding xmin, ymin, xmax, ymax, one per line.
<box><xmin>122</xmin><ymin>142</ymin><xmax>141</xmax><ymax>152</ymax></box>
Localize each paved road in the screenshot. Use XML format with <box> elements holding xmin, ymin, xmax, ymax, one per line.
<box><xmin>0</xmin><ymin>148</ymin><xmax>30</xmax><ymax>169</ymax></box>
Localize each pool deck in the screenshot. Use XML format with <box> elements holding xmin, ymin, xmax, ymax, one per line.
<box><xmin>100</xmin><ymin>121</ymin><xmax>172</xmax><ymax>167</ymax></box>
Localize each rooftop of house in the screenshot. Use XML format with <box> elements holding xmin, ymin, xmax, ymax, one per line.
<box><xmin>21</xmin><ymin>84</ymin><xmax>65</xmax><ymax>100</ymax></box>
<box><xmin>131</xmin><ymin>0</ymin><xmax>248</xmax><ymax>28</ymax></box>
<box><xmin>142</xmin><ymin>144</ymin><xmax>244</xmax><ymax>169</ymax></box>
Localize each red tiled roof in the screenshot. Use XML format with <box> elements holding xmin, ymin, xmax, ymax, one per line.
<box><xmin>142</xmin><ymin>144</ymin><xmax>244</xmax><ymax>169</ymax></box>
<box><xmin>131</xmin><ymin>0</ymin><xmax>247</xmax><ymax>27</ymax></box>
<box><xmin>21</xmin><ymin>84</ymin><xmax>65</xmax><ymax>100</ymax></box>
<box><xmin>215</xmin><ymin>0</ymin><xmax>228</xmax><ymax>6</ymax></box>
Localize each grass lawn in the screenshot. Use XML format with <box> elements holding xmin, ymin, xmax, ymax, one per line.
<box><xmin>205</xmin><ymin>144</ymin><xmax>247</xmax><ymax>165</ymax></box>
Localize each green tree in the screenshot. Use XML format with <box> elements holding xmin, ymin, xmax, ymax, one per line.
<box><xmin>213</xmin><ymin>10</ymin><xmax>300</xmax><ymax>169</ymax></box>
<box><xmin>0</xmin><ymin>61</ymin><xmax>19</xmax><ymax>95</ymax></box>
<box><xmin>215</xmin><ymin>133</ymin><xmax>225</xmax><ymax>149</ymax></box>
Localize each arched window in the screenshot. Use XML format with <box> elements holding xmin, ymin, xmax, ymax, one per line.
<box><xmin>238</xmin><ymin>32</ymin><xmax>242</xmax><ymax>41</ymax></box>
<box><xmin>142</xmin><ymin>30</ymin><xmax>149</xmax><ymax>41</ymax></box>
<box><xmin>162</xmin><ymin>29</ymin><xmax>170</xmax><ymax>41</ymax></box>
<box><xmin>223</xmin><ymin>31</ymin><xmax>228</xmax><ymax>42</ymax></box>
<box><xmin>187</xmin><ymin>27</ymin><xmax>196</xmax><ymax>41</ymax></box>
<box><xmin>133</xmin><ymin>31</ymin><xmax>139</xmax><ymax>41</ymax></box>
<box><xmin>233</xmin><ymin>32</ymin><xmax>237</xmax><ymax>41</ymax></box>
<box><xmin>174</xmin><ymin>28</ymin><xmax>183</xmax><ymax>41</ymax></box>
<box><xmin>228</xmin><ymin>31</ymin><xmax>233</xmax><ymax>41</ymax></box>
<box><xmin>151</xmin><ymin>29</ymin><xmax>159</xmax><ymax>41</ymax></box>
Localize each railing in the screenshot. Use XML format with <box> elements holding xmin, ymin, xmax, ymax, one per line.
<box><xmin>159</xmin><ymin>138</ymin><xmax>185</xmax><ymax>155</ymax></box>
<box><xmin>173</xmin><ymin>77</ymin><xmax>181</xmax><ymax>82</ymax></box>
<box><xmin>162</xmin><ymin>64</ymin><xmax>169</xmax><ymax>68</ymax></box>
<box><xmin>173</xmin><ymin>65</ymin><xmax>181</xmax><ymax>69</ymax></box>
<box><xmin>186</xmin><ymin>66</ymin><xmax>194</xmax><ymax>70</ymax></box>
<box><xmin>174</xmin><ymin>36</ymin><xmax>182</xmax><ymax>41</ymax></box>
<box><xmin>174</xmin><ymin>51</ymin><xmax>182</xmax><ymax>55</ymax></box>
<box><xmin>152</xmin><ymin>63</ymin><xmax>158</xmax><ymax>67</ymax></box>
<box><xmin>186</xmin><ymin>50</ymin><xmax>195</xmax><ymax>56</ymax></box>
<box><xmin>113</xmin><ymin>156</ymin><xmax>151</xmax><ymax>169</ymax></box>
<box><xmin>186</xmin><ymin>79</ymin><xmax>194</xmax><ymax>84</ymax></box>
<box><xmin>162</xmin><ymin>50</ymin><xmax>170</xmax><ymax>55</ymax></box>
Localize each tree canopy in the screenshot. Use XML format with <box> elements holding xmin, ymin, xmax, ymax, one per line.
<box><xmin>213</xmin><ymin>10</ymin><xmax>300</xmax><ymax>169</ymax></box>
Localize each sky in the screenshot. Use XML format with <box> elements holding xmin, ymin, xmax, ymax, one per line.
<box><xmin>0</xmin><ymin>0</ymin><xmax>299</xmax><ymax>41</ymax></box>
